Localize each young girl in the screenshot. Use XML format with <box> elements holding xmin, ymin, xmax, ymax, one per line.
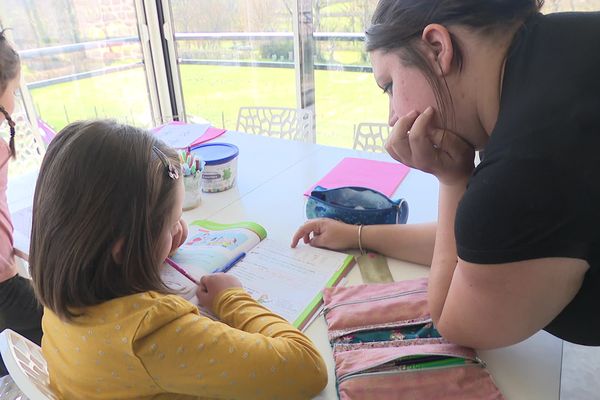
<box><xmin>30</xmin><ymin>119</ymin><xmax>327</xmax><ymax>399</ymax></box>
<box><xmin>0</xmin><ymin>29</ymin><xmax>43</xmax><ymax>376</ymax></box>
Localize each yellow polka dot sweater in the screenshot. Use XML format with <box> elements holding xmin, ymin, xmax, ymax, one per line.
<box><xmin>41</xmin><ymin>288</ymin><xmax>327</xmax><ymax>399</ymax></box>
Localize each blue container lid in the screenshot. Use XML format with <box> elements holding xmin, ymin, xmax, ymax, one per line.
<box><xmin>191</xmin><ymin>143</ymin><xmax>239</xmax><ymax>165</ymax></box>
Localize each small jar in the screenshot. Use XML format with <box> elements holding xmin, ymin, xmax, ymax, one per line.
<box><xmin>191</xmin><ymin>143</ymin><xmax>239</xmax><ymax>193</ymax></box>
<box><xmin>182</xmin><ymin>172</ymin><xmax>202</xmax><ymax>210</ymax></box>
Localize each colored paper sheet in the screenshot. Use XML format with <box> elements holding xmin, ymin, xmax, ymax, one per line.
<box><xmin>153</xmin><ymin>122</ymin><xmax>227</xmax><ymax>149</ymax></box>
<box><xmin>304</xmin><ymin>157</ymin><xmax>410</xmax><ymax>197</ymax></box>
<box><xmin>154</xmin><ymin>122</ymin><xmax>209</xmax><ymax>148</ymax></box>
<box><xmin>190</xmin><ymin>127</ymin><xmax>227</xmax><ymax>148</ymax></box>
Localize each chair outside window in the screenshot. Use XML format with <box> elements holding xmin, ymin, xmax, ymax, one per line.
<box><xmin>236</xmin><ymin>107</ymin><xmax>313</xmax><ymax>142</ymax></box>
<box><xmin>2</xmin><ymin>113</ymin><xmax>46</xmax><ymax>177</ymax></box>
<box><xmin>0</xmin><ymin>329</ymin><xmax>57</xmax><ymax>400</ymax></box>
<box><xmin>353</xmin><ymin>122</ymin><xmax>390</xmax><ymax>153</ymax></box>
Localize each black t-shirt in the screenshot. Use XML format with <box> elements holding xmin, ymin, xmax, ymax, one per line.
<box><xmin>455</xmin><ymin>12</ymin><xmax>600</xmax><ymax>345</ymax></box>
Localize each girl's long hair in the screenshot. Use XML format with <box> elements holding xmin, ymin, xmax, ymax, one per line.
<box><xmin>30</xmin><ymin>120</ymin><xmax>181</xmax><ymax>320</ymax></box>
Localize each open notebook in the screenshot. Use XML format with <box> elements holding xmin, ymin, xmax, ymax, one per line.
<box><xmin>162</xmin><ymin>220</ymin><xmax>354</xmax><ymax>329</ymax></box>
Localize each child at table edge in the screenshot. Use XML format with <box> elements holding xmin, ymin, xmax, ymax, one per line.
<box><xmin>30</xmin><ymin>119</ymin><xmax>327</xmax><ymax>399</ymax></box>
<box><xmin>0</xmin><ymin>29</ymin><xmax>44</xmax><ymax>376</ymax></box>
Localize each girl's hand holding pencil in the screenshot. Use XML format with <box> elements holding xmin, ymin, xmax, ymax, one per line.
<box><xmin>196</xmin><ymin>273</ymin><xmax>243</xmax><ymax>311</ymax></box>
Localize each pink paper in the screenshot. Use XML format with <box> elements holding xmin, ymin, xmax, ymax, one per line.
<box><xmin>152</xmin><ymin>121</ymin><xmax>226</xmax><ymax>149</ymax></box>
<box><xmin>304</xmin><ymin>157</ymin><xmax>410</xmax><ymax>197</ymax></box>
<box><xmin>190</xmin><ymin>127</ymin><xmax>227</xmax><ymax>148</ymax></box>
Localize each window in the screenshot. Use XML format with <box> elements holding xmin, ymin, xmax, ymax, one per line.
<box><xmin>2</xmin><ymin>0</ymin><xmax>599</xmax><ymax>149</ymax></box>
<box><xmin>169</xmin><ymin>0</ymin><xmax>297</xmax><ymax>130</ymax></box>
<box><xmin>542</xmin><ymin>0</ymin><xmax>600</xmax><ymax>12</ymax></box>
<box><xmin>1</xmin><ymin>0</ymin><xmax>157</xmax><ymax>132</ymax></box>
<box><xmin>312</xmin><ymin>0</ymin><xmax>386</xmax><ymax>147</ymax></box>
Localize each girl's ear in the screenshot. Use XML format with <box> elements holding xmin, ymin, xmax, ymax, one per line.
<box><xmin>421</xmin><ymin>23</ymin><xmax>454</xmax><ymax>76</ymax></box>
<box><xmin>169</xmin><ymin>219</ymin><xmax>188</xmax><ymax>256</ymax></box>
<box><xmin>111</xmin><ymin>237</ymin><xmax>126</xmax><ymax>264</ymax></box>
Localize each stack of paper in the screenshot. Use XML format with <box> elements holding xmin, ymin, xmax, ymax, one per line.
<box><xmin>153</xmin><ymin>122</ymin><xmax>226</xmax><ymax>149</ymax></box>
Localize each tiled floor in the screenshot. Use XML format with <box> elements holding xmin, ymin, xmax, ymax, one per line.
<box><xmin>560</xmin><ymin>342</ymin><xmax>600</xmax><ymax>399</ymax></box>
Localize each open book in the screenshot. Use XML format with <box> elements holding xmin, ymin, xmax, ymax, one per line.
<box><xmin>162</xmin><ymin>220</ymin><xmax>354</xmax><ymax>329</ymax></box>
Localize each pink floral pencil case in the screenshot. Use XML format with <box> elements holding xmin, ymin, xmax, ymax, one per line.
<box><xmin>322</xmin><ymin>278</ymin><xmax>504</xmax><ymax>400</ymax></box>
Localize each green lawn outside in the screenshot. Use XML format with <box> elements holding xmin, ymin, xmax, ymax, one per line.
<box><xmin>31</xmin><ymin>69</ymin><xmax>154</xmax><ymax>129</ymax></box>
<box><xmin>31</xmin><ymin>64</ymin><xmax>388</xmax><ymax>149</ymax></box>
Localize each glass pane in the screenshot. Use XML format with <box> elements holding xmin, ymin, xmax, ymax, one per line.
<box><xmin>542</xmin><ymin>0</ymin><xmax>600</xmax><ymax>11</ymax></box>
<box><xmin>1</xmin><ymin>1</ymin><xmax>155</xmax><ymax>132</ymax></box>
<box><xmin>313</xmin><ymin>0</ymin><xmax>387</xmax><ymax>148</ymax></box>
<box><xmin>0</xmin><ymin>100</ymin><xmax>45</xmax><ymax>178</ymax></box>
<box><xmin>170</xmin><ymin>0</ymin><xmax>296</xmax><ymax>131</ymax></box>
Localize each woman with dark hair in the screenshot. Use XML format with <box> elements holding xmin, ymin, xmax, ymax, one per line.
<box><xmin>293</xmin><ymin>0</ymin><xmax>600</xmax><ymax>349</ymax></box>
<box><xmin>0</xmin><ymin>30</ymin><xmax>43</xmax><ymax>375</ymax></box>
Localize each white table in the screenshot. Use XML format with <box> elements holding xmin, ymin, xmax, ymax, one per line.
<box><xmin>8</xmin><ymin>131</ymin><xmax>562</xmax><ymax>399</ymax></box>
<box><xmin>6</xmin><ymin>170</ymin><xmax>35</xmax><ymax>261</ymax></box>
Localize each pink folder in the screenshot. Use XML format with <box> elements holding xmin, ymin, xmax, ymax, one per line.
<box><xmin>304</xmin><ymin>157</ymin><xmax>410</xmax><ymax>197</ymax></box>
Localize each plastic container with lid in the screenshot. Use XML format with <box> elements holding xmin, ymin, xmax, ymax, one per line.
<box><xmin>191</xmin><ymin>143</ymin><xmax>239</xmax><ymax>193</ymax></box>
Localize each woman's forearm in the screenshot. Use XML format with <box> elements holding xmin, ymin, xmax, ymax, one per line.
<box><xmin>361</xmin><ymin>222</ymin><xmax>437</xmax><ymax>266</ymax></box>
<box><xmin>428</xmin><ymin>180</ymin><xmax>468</xmax><ymax>324</ymax></box>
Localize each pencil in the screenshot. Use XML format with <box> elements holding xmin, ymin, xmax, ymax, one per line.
<box><xmin>213</xmin><ymin>252</ymin><xmax>246</xmax><ymax>273</ymax></box>
<box><xmin>165</xmin><ymin>257</ymin><xmax>198</xmax><ymax>284</ymax></box>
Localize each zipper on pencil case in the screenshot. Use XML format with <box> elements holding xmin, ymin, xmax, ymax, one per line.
<box><xmin>323</xmin><ymin>289</ymin><xmax>427</xmax><ymax>315</ymax></box>
<box><xmin>331</xmin><ymin>320</ymin><xmax>440</xmax><ymax>344</ymax></box>
<box><xmin>338</xmin><ymin>361</ymin><xmax>484</xmax><ymax>384</ymax></box>
<box><xmin>338</xmin><ymin>354</ymin><xmax>486</xmax><ymax>384</ymax></box>
<box><xmin>338</xmin><ymin>352</ymin><xmax>485</xmax><ymax>380</ymax></box>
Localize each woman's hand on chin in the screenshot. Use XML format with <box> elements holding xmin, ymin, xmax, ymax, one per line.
<box><xmin>385</xmin><ymin>107</ymin><xmax>475</xmax><ymax>186</ymax></box>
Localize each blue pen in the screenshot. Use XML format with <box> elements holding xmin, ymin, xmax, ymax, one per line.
<box><xmin>213</xmin><ymin>252</ymin><xmax>246</xmax><ymax>273</ymax></box>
